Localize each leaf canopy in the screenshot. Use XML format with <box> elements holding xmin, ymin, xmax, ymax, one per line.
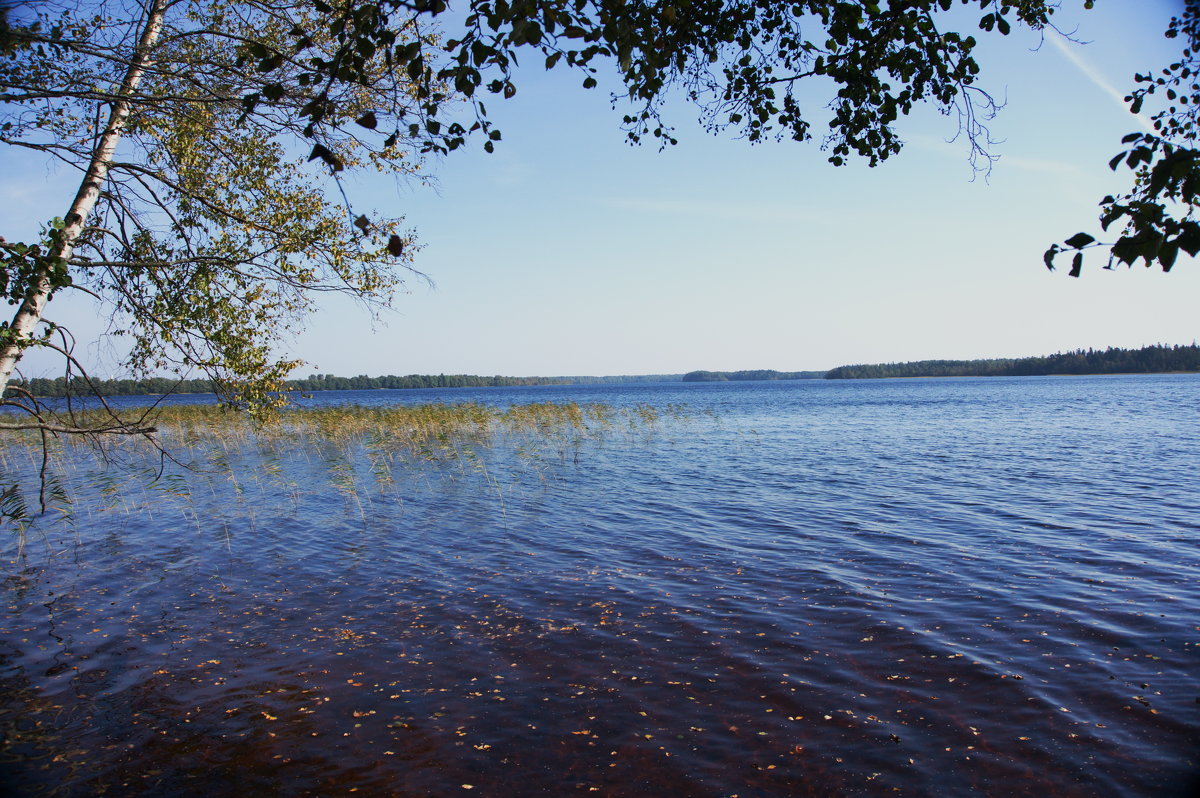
<box><xmin>284</xmin><ymin>0</ymin><xmax>1065</xmax><ymax>171</ymax></box>
<box><xmin>0</xmin><ymin>0</ymin><xmax>429</xmax><ymax>412</ymax></box>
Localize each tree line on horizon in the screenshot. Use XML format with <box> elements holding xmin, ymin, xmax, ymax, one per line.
<box><xmin>682</xmin><ymin>370</ymin><xmax>826</xmax><ymax>382</ymax></box>
<box><xmin>824</xmin><ymin>344</ymin><xmax>1200</xmax><ymax>379</ymax></box>
<box><xmin>9</xmin><ymin>372</ymin><xmax>682</xmax><ymax>398</ymax></box>
<box><xmin>11</xmin><ymin>344</ymin><xmax>1198</xmax><ymax>398</ymax></box>
<box><xmin>289</xmin><ymin>373</ymin><xmax>679</xmax><ymax>391</ymax></box>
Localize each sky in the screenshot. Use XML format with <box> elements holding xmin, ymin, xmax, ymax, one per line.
<box><xmin>3</xmin><ymin>0</ymin><xmax>1198</xmax><ymax>378</ymax></box>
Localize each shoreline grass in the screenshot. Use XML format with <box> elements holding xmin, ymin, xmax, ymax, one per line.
<box><xmin>0</xmin><ymin>401</ymin><xmax>692</xmax><ymax>538</ymax></box>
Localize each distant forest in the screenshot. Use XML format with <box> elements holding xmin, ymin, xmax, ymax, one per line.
<box><xmin>824</xmin><ymin>344</ymin><xmax>1200</xmax><ymax>379</ymax></box>
<box><xmin>290</xmin><ymin>373</ymin><xmax>680</xmax><ymax>391</ymax></box>
<box><xmin>10</xmin><ymin>345</ymin><xmax>1197</xmax><ymax>398</ymax></box>
<box><xmin>11</xmin><ymin>372</ymin><xmax>683</xmax><ymax>398</ymax></box>
<box><xmin>682</xmin><ymin>369</ymin><xmax>826</xmax><ymax>382</ymax></box>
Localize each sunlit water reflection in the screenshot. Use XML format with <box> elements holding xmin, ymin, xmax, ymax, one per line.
<box><xmin>1</xmin><ymin>376</ymin><xmax>1197</xmax><ymax>796</ymax></box>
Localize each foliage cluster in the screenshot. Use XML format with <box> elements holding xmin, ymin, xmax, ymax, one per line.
<box><xmin>286</xmin><ymin>0</ymin><xmax>1064</xmax><ymax>172</ymax></box>
<box><xmin>1046</xmin><ymin>0</ymin><xmax>1200</xmax><ymax>275</ymax></box>
<box><xmin>290</xmin><ymin>0</ymin><xmax>1194</xmax><ymax>276</ymax></box>
<box><xmin>0</xmin><ymin>0</ymin><xmax>424</xmax><ymax>418</ymax></box>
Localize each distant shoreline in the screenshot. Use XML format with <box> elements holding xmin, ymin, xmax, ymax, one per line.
<box><xmin>9</xmin><ymin>344</ymin><xmax>1197</xmax><ymax>398</ymax></box>
<box><xmin>823</xmin><ymin>344</ymin><xmax>1199</xmax><ymax>380</ymax></box>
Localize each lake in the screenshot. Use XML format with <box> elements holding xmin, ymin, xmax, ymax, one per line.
<box><xmin>1</xmin><ymin>375</ymin><xmax>1197</xmax><ymax>796</ymax></box>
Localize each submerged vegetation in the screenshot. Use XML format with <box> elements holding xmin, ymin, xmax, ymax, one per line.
<box><xmin>0</xmin><ymin>401</ymin><xmax>686</xmax><ymax>537</ymax></box>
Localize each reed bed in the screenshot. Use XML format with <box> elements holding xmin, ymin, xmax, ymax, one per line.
<box><xmin>0</xmin><ymin>401</ymin><xmax>690</xmax><ymax>537</ymax></box>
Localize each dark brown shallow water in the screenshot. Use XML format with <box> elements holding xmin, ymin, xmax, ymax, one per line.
<box><xmin>2</xmin><ymin>377</ymin><xmax>1198</xmax><ymax>796</ymax></box>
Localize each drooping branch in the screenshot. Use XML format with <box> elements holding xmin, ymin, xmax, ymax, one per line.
<box><xmin>1046</xmin><ymin>0</ymin><xmax>1200</xmax><ymax>276</ymax></box>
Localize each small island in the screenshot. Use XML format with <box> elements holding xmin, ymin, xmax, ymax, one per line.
<box><xmin>682</xmin><ymin>369</ymin><xmax>826</xmax><ymax>382</ymax></box>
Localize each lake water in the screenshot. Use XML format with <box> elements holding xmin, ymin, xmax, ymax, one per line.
<box><xmin>1</xmin><ymin>375</ymin><xmax>1197</xmax><ymax>796</ymax></box>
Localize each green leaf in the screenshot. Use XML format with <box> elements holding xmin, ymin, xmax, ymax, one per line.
<box><xmin>1176</xmin><ymin>225</ymin><xmax>1200</xmax><ymax>257</ymax></box>
<box><xmin>1043</xmin><ymin>246</ymin><xmax>1058</xmax><ymax>271</ymax></box>
<box><xmin>1158</xmin><ymin>241</ymin><xmax>1179</xmax><ymax>271</ymax></box>
<box><xmin>1111</xmin><ymin>237</ymin><xmax>1140</xmax><ymax>266</ymax></box>
<box><xmin>1063</xmin><ymin>233</ymin><xmax>1095</xmax><ymax>249</ymax></box>
<box><xmin>1069</xmin><ymin>252</ymin><xmax>1083</xmax><ymax>277</ymax></box>
<box><xmin>406</xmin><ymin>56</ymin><xmax>424</xmax><ymax>82</ymax></box>
<box><xmin>308</xmin><ymin>144</ymin><xmax>344</xmax><ymax>172</ymax></box>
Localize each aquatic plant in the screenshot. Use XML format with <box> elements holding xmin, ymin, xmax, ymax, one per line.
<box><xmin>0</xmin><ymin>401</ymin><xmax>680</xmax><ymax>537</ymax></box>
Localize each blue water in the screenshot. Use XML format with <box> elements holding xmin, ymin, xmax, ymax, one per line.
<box><xmin>1</xmin><ymin>375</ymin><xmax>1197</xmax><ymax>796</ymax></box>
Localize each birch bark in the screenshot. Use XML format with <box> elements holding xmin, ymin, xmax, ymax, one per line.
<box><xmin>0</xmin><ymin>0</ymin><xmax>168</xmax><ymax>397</ymax></box>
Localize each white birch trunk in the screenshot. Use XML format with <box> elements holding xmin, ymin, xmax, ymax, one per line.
<box><xmin>0</xmin><ymin>0</ymin><xmax>168</xmax><ymax>397</ymax></box>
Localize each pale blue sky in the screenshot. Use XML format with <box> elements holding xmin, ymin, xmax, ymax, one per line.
<box><xmin>4</xmin><ymin>1</ymin><xmax>1197</xmax><ymax>378</ymax></box>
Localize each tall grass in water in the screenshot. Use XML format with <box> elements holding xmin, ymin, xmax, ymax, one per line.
<box><xmin>0</xmin><ymin>401</ymin><xmax>682</xmax><ymax>540</ymax></box>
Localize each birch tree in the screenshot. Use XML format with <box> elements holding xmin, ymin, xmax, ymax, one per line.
<box><xmin>0</xmin><ymin>0</ymin><xmax>424</xmax><ymax>429</ymax></box>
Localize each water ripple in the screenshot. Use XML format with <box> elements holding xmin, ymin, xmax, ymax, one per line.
<box><xmin>2</xmin><ymin>375</ymin><xmax>1198</xmax><ymax>796</ymax></box>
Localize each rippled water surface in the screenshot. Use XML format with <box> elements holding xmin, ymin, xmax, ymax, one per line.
<box><xmin>2</xmin><ymin>376</ymin><xmax>1198</xmax><ymax>796</ymax></box>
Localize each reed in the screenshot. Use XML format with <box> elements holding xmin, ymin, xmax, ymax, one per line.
<box><xmin>0</xmin><ymin>401</ymin><xmax>683</xmax><ymax>536</ymax></box>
